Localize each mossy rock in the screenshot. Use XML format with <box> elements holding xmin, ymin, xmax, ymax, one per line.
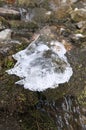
<box><xmin>0</xmin><ymin>8</ymin><xmax>21</xmax><ymax>20</ymax></box>
<box><xmin>0</xmin><ymin>16</ymin><xmax>10</xmax><ymax>29</ymax></box>
<box><xmin>9</xmin><ymin>20</ymin><xmax>38</xmax><ymax>31</ymax></box>
<box><xmin>0</xmin><ymin>0</ymin><xmax>5</xmax><ymax>7</ymax></box>
<box><xmin>19</xmin><ymin>109</ymin><xmax>57</xmax><ymax>130</ymax></box>
<box><xmin>70</xmin><ymin>9</ymin><xmax>86</xmax><ymax>22</ymax></box>
<box><xmin>78</xmin><ymin>86</ymin><xmax>86</xmax><ymax>107</ymax></box>
<box><xmin>54</xmin><ymin>5</ymin><xmax>72</xmax><ymax>19</ymax></box>
<box><xmin>0</xmin><ymin>72</ymin><xmax>38</xmax><ymax>113</ymax></box>
<box><xmin>16</xmin><ymin>0</ymin><xmax>50</xmax><ymax>9</ymax></box>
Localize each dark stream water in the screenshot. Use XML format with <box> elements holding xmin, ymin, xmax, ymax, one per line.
<box><xmin>36</xmin><ymin>94</ymin><xmax>86</xmax><ymax>130</ymax></box>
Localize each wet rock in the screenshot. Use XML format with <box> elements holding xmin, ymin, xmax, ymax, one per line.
<box><xmin>73</xmin><ymin>33</ymin><xmax>84</xmax><ymax>40</ymax></box>
<box><xmin>0</xmin><ymin>76</ymin><xmax>38</xmax><ymax>113</ymax></box>
<box><xmin>70</xmin><ymin>0</ymin><xmax>78</xmax><ymax>3</ymax></box>
<box><xmin>61</xmin><ymin>39</ymin><xmax>73</xmax><ymax>51</ymax></box>
<box><xmin>76</xmin><ymin>21</ymin><xmax>86</xmax><ymax>35</ymax></box>
<box><xmin>0</xmin><ymin>7</ymin><xmax>20</xmax><ymax>20</ymax></box>
<box><xmin>8</xmin><ymin>20</ymin><xmax>38</xmax><ymax>32</ymax></box>
<box><xmin>0</xmin><ymin>112</ymin><xmax>21</xmax><ymax>130</ymax></box>
<box><xmin>0</xmin><ymin>36</ymin><xmax>28</xmax><ymax>57</ymax></box>
<box><xmin>15</xmin><ymin>0</ymin><xmax>47</xmax><ymax>8</ymax></box>
<box><xmin>39</xmin><ymin>26</ymin><xmax>57</xmax><ymax>41</ymax></box>
<box><xmin>24</xmin><ymin>8</ymin><xmax>52</xmax><ymax>24</ymax></box>
<box><xmin>0</xmin><ymin>16</ymin><xmax>10</xmax><ymax>29</ymax></box>
<box><xmin>76</xmin><ymin>21</ymin><xmax>86</xmax><ymax>29</ymax></box>
<box><xmin>72</xmin><ymin>1</ymin><xmax>86</xmax><ymax>9</ymax></box>
<box><xmin>0</xmin><ymin>20</ymin><xmax>5</xmax><ymax>30</ymax></box>
<box><xmin>78</xmin><ymin>86</ymin><xmax>86</xmax><ymax>107</ymax></box>
<box><xmin>16</xmin><ymin>0</ymin><xmax>49</xmax><ymax>8</ymax></box>
<box><xmin>54</xmin><ymin>5</ymin><xmax>72</xmax><ymax>19</ymax></box>
<box><xmin>0</xmin><ymin>1</ymin><xmax>5</xmax><ymax>6</ymax></box>
<box><xmin>16</xmin><ymin>0</ymin><xmax>31</xmax><ymax>6</ymax></box>
<box><xmin>59</xmin><ymin>0</ymin><xmax>78</xmax><ymax>4</ymax></box>
<box><xmin>70</xmin><ymin>8</ymin><xmax>86</xmax><ymax>22</ymax></box>
<box><xmin>0</xmin><ymin>29</ymin><xmax>12</xmax><ymax>41</ymax></box>
<box><xmin>49</xmin><ymin>0</ymin><xmax>78</xmax><ymax>12</ymax></box>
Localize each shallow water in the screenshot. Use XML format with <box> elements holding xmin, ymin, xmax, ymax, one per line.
<box><xmin>36</xmin><ymin>94</ymin><xmax>86</xmax><ymax>130</ymax></box>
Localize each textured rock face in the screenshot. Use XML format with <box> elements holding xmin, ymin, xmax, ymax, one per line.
<box><xmin>70</xmin><ymin>8</ymin><xmax>86</xmax><ymax>22</ymax></box>
<box><xmin>0</xmin><ymin>7</ymin><xmax>20</xmax><ymax>19</ymax></box>
<box><xmin>23</xmin><ymin>8</ymin><xmax>52</xmax><ymax>23</ymax></box>
<box><xmin>4</xmin><ymin>0</ymin><xmax>77</xmax><ymax>7</ymax></box>
<box><xmin>0</xmin><ymin>29</ymin><xmax>12</xmax><ymax>41</ymax></box>
<box><xmin>15</xmin><ymin>0</ymin><xmax>30</xmax><ymax>6</ymax></box>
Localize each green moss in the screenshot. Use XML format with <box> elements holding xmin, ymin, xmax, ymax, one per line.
<box><xmin>0</xmin><ymin>16</ymin><xmax>9</xmax><ymax>27</ymax></box>
<box><xmin>7</xmin><ymin>61</ymin><xmax>14</xmax><ymax>69</ymax></box>
<box><xmin>16</xmin><ymin>45</ymin><xmax>25</xmax><ymax>51</ymax></box>
<box><xmin>5</xmin><ymin>57</ymin><xmax>14</xmax><ymax>69</ymax></box>
<box><xmin>19</xmin><ymin>109</ymin><xmax>57</xmax><ymax>130</ymax></box>
<box><xmin>40</xmin><ymin>0</ymin><xmax>50</xmax><ymax>10</ymax></box>
<box><xmin>0</xmin><ymin>1</ymin><xmax>5</xmax><ymax>6</ymax></box>
<box><xmin>9</xmin><ymin>20</ymin><xmax>38</xmax><ymax>31</ymax></box>
<box><xmin>15</xmin><ymin>42</ymin><xmax>29</xmax><ymax>52</ymax></box>
<box><xmin>78</xmin><ymin>87</ymin><xmax>86</xmax><ymax>106</ymax></box>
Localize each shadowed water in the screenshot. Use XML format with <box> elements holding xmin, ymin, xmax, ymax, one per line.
<box><xmin>36</xmin><ymin>94</ymin><xmax>86</xmax><ymax>130</ymax></box>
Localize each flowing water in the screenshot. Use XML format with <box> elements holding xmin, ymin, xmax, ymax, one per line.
<box><xmin>36</xmin><ymin>94</ymin><xmax>86</xmax><ymax>130</ymax></box>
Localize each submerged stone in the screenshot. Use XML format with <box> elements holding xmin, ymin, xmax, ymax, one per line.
<box><xmin>6</xmin><ymin>34</ymin><xmax>73</xmax><ymax>91</ymax></box>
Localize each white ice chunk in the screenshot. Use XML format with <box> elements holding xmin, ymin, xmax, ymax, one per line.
<box><xmin>6</xmin><ymin>39</ymin><xmax>73</xmax><ymax>91</ymax></box>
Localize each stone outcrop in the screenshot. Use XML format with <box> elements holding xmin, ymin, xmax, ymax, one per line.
<box><xmin>0</xmin><ymin>7</ymin><xmax>20</xmax><ymax>19</ymax></box>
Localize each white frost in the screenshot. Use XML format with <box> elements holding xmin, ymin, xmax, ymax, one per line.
<box><xmin>6</xmin><ymin>38</ymin><xmax>73</xmax><ymax>91</ymax></box>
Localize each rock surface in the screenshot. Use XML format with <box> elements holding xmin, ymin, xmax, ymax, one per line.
<box><xmin>0</xmin><ymin>29</ymin><xmax>12</xmax><ymax>41</ymax></box>
<box><xmin>0</xmin><ymin>7</ymin><xmax>20</xmax><ymax>19</ymax></box>
<box><xmin>70</xmin><ymin>8</ymin><xmax>86</xmax><ymax>22</ymax></box>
